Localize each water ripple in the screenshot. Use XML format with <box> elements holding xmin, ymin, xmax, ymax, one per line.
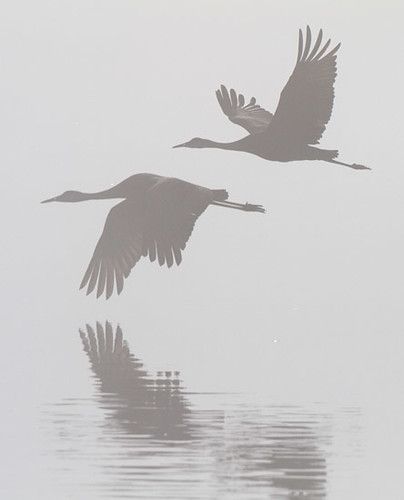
<box><xmin>41</xmin><ymin>322</ymin><xmax>362</xmax><ymax>499</ymax></box>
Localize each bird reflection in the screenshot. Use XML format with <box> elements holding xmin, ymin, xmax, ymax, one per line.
<box><xmin>79</xmin><ymin>321</ymin><xmax>191</xmax><ymax>440</ymax></box>
<box><xmin>42</xmin><ymin>325</ymin><xmax>360</xmax><ymax>499</ymax></box>
<box><xmin>214</xmin><ymin>409</ymin><xmax>329</xmax><ymax>499</ymax></box>
<box><xmin>174</xmin><ymin>26</ymin><xmax>369</xmax><ymax>171</ymax></box>
<box><xmin>79</xmin><ymin>323</ymin><xmax>330</xmax><ymax>495</ymax></box>
<box><xmin>42</xmin><ymin>173</ymin><xmax>265</xmax><ymax>298</ymax></box>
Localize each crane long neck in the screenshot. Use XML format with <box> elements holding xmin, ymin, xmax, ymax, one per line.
<box><xmin>74</xmin><ymin>187</ymin><xmax>126</xmax><ymax>201</ymax></box>
<box><xmin>203</xmin><ymin>139</ymin><xmax>244</xmax><ymax>150</ymax></box>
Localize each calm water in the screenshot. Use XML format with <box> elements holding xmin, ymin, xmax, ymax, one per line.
<box><xmin>39</xmin><ymin>323</ymin><xmax>362</xmax><ymax>500</ymax></box>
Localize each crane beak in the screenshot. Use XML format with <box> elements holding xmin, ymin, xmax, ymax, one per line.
<box><xmin>41</xmin><ymin>196</ymin><xmax>58</xmax><ymax>203</ymax></box>
<box><xmin>172</xmin><ymin>142</ymin><xmax>186</xmax><ymax>148</ymax></box>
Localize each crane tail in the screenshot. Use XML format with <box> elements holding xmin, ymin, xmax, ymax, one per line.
<box><xmin>212</xmin><ymin>189</ymin><xmax>229</xmax><ymax>201</ymax></box>
<box><xmin>320</xmin><ymin>149</ymin><xmax>339</xmax><ymax>160</ymax></box>
<box><xmin>308</xmin><ymin>147</ymin><xmax>339</xmax><ymax>160</ymax></box>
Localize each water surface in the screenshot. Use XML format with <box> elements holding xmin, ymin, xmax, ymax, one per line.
<box><xmin>40</xmin><ymin>323</ymin><xmax>362</xmax><ymax>499</ymax></box>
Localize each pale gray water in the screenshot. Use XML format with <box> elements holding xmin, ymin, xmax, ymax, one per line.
<box><xmin>39</xmin><ymin>323</ymin><xmax>362</xmax><ymax>500</ymax></box>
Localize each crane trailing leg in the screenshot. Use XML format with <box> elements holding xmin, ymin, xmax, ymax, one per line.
<box><xmin>211</xmin><ymin>188</ymin><xmax>266</xmax><ymax>213</ymax></box>
<box><xmin>327</xmin><ymin>159</ymin><xmax>371</xmax><ymax>170</ymax></box>
<box><xmin>307</xmin><ymin>147</ymin><xmax>370</xmax><ymax>170</ymax></box>
<box><xmin>211</xmin><ymin>200</ymin><xmax>266</xmax><ymax>213</ymax></box>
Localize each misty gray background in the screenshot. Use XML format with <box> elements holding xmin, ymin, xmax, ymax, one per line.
<box><xmin>1</xmin><ymin>0</ymin><xmax>403</xmax><ymax>498</ymax></box>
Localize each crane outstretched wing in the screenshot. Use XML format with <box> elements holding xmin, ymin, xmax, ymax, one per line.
<box><xmin>80</xmin><ymin>178</ymin><xmax>214</xmax><ymax>299</ymax></box>
<box><xmin>141</xmin><ymin>177</ymin><xmax>213</xmax><ymax>268</ymax></box>
<box><xmin>266</xmin><ymin>26</ymin><xmax>340</xmax><ymax>146</ymax></box>
<box><xmin>216</xmin><ymin>85</ymin><xmax>273</xmax><ymax>134</ymax></box>
<box><xmin>79</xmin><ymin>199</ymin><xmax>144</xmax><ymax>299</ymax></box>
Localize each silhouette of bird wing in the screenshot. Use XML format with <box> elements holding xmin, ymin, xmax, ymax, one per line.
<box><xmin>80</xmin><ymin>199</ymin><xmax>145</xmax><ymax>299</ymax></box>
<box><xmin>141</xmin><ymin>177</ymin><xmax>213</xmax><ymax>268</ymax></box>
<box><xmin>266</xmin><ymin>26</ymin><xmax>340</xmax><ymax>146</ymax></box>
<box><xmin>216</xmin><ymin>85</ymin><xmax>273</xmax><ymax>134</ymax></box>
<box><xmin>80</xmin><ymin>178</ymin><xmax>213</xmax><ymax>299</ymax></box>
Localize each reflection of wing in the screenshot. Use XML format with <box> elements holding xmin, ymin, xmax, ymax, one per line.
<box><xmin>216</xmin><ymin>85</ymin><xmax>273</xmax><ymax>134</ymax></box>
<box><xmin>79</xmin><ymin>322</ymin><xmax>190</xmax><ymax>440</ymax></box>
<box><xmin>264</xmin><ymin>419</ymin><xmax>327</xmax><ymax>495</ymax></box>
<box><xmin>214</xmin><ymin>407</ymin><xmax>328</xmax><ymax>498</ymax></box>
<box><xmin>80</xmin><ymin>178</ymin><xmax>214</xmax><ymax>299</ymax></box>
<box><xmin>267</xmin><ymin>26</ymin><xmax>340</xmax><ymax>146</ymax></box>
<box><xmin>79</xmin><ymin>322</ymin><xmax>149</xmax><ymax>392</ymax></box>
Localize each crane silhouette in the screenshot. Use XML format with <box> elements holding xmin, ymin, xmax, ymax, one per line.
<box><xmin>42</xmin><ymin>173</ymin><xmax>265</xmax><ymax>299</ymax></box>
<box><xmin>174</xmin><ymin>26</ymin><xmax>369</xmax><ymax>171</ymax></box>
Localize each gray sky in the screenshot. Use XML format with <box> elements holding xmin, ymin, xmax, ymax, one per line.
<box><xmin>1</xmin><ymin>1</ymin><xmax>403</xmax><ymax>496</ymax></box>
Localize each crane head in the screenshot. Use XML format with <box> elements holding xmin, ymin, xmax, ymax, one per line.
<box><xmin>173</xmin><ymin>137</ymin><xmax>214</xmax><ymax>149</ymax></box>
<box><xmin>41</xmin><ymin>190</ymin><xmax>87</xmax><ymax>203</ymax></box>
